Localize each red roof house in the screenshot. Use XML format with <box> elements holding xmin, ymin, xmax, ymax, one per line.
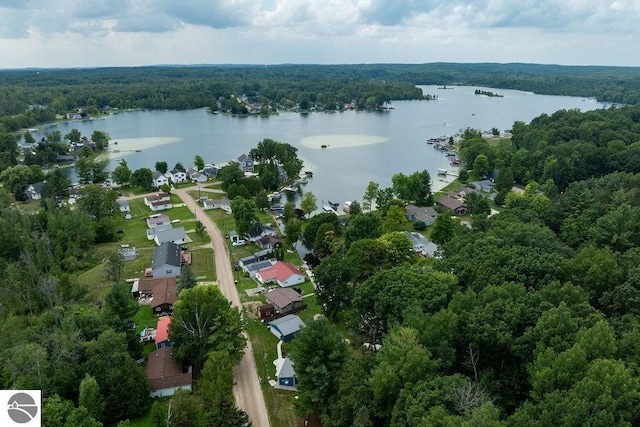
<box><xmin>155</xmin><ymin>317</ymin><xmax>172</xmax><ymax>349</ymax></box>
<box><xmin>255</xmin><ymin>261</ymin><xmax>305</xmax><ymax>287</ymax></box>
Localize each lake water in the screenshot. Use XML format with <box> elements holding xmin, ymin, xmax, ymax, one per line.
<box><xmin>30</xmin><ymin>86</ymin><xmax>605</xmax><ymax>208</ymax></box>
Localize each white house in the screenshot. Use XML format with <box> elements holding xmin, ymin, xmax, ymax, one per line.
<box><xmin>146</xmin><ymin>214</ymin><xmax>171</xmax><ymax>228</ymax></box>
<box><xmin>154</xmin><ymin>227</ymin><xmax>187</xmax><ymax>246</ymax></box>
<box><xmin>403</xmin><ymin>231</ymin><xmax>439</xmax><ymax>257</ymax></box>
<box><xmin>256</xmin><ymin>261</ymin><xmax>305</xmax><ymax>287</ymax></box>
<box><xmin>170</xmin><ymin>169</ymin><xmax>188</xmax><ymax>184</ymax></box>
<box><xmin>118</xmin><ymin>200</ymin><xmax>130</xmax><ymax>213</ymax></box>
<box><xmin>152</xmin><ymin>171</ymin><xmax>169</xmax><ymax>188</ymax></box>
<box><xmin>187</xmin><ymin>168</ymin><xmax>208</xmax><ymax>183</ymax></box>
<box><xmin>203</xmin><ymin>197</ymin><xmax>232</xmax><ymax>214</ymax></box>
<box><xmin>145</xmin><ymin>194</ymin><xmax>173</xmax><ymax>212</ymax></box>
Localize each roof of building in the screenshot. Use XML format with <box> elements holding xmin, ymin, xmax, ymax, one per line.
<box><xmin>152</xmin><ymin>171</ymin><xmax>166</xmax><ymax>180</ymax></box>
<box><xmin>248</xmin><ymin>222</ymin><xmax>265</xmax><ymax>238</ymax></box>
<box><xmin>257</xmin><ymin>262</ymin><xmax>304</xmax><ymax>283</ymax></box>
<box><xmin>274</xmin><ymin>357</ymin><xmax>296</xmax><ymax>378</ymax></box>
<box><xmin>269</xmin><ymin>314</ymin><xmax>306</xmax><ymax>337</ymax></box>
<box><xmin>155</xmin><ymin>227</ymin><xmax>187</xmax><ymax>244</ymax></box>
<box><xmin>240</xmin><ymin>249</ymin><xmax>273</xmax><ymax>266</ymax></box>
<box><xmin>155</xmin><ymin>317</ymin><xmax>171</xmax><ymax>345</ymax></box>
<box><xmin>258</xmin><ymin>235</ymin><xmax>281</xmax><ymax>246</ymax></box>
<box><xmin>138</xmin><ymin>277</ymin><xmax>177</xmax><ymax>307</ymax></box>
<box><xmin>405</xmin><ymin>204</ymin><xmax>438</xmax><ymax>222</ymax></box>
<box><xmin>147</xmin><ymin>215</ymin><xmax>171</xmax><ymax>226</ymax></box>
<box><xmin>152</xmin><ymin>242</ymin><xmax>182</xmax><ymax>270</ymax></box>
<box><xmin>170</xmin><ymin>169</ymin><xmax>185</xmax><ymax>175</ymax></box>
<box><xmin>403</xmin><ymin>231</ymin><xmax>439</xmax><ymax>257</ymax></box>
<box><xmin>436</xmin><ymin>195</ymin><xmax>466</xmax><ymax>211</ymax></box>
<box><xmin>146</xmin><ymin>347</ymin><xmax>192</xmax><ymax>391</ymax></box>
<box><xmin>118</xmin><ymin>200</ymin><xmax>130</xmax><ymax>208</ymax></box>
<box><xmin>245</xmin><ymin>259</ymin><xmax>277</xmax><ymax>273</ymax></box>
<box><xmin>118</xmin><ymin>247</ymin><xmax>137</xmax><ymax>257</ymax></box>
<box><xmin>266</xmin><ymin>288</ymin><xmax>303</xmax><ymax>309</ymax></box>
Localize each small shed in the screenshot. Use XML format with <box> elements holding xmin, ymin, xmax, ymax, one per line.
<box><xmin>257</xmin><ymin>304</ymin><xmax>275</xmax><ymax>320</ymax></box>
<box><xmin>118</xmin><ymin>246</ymin><xmax>137</xmax><ymax>261</ymax></box>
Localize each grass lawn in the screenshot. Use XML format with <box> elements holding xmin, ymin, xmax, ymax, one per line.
<box><xmin>191</xmin><ymin>248</ymin><xmax>216</xmax><ymax>280</ymax></box>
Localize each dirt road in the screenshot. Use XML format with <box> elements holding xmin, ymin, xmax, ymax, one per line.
<box><xmin>173</xmin><ymin>187</ymin><xmax>270</xmax><ymax>427</ymax></box>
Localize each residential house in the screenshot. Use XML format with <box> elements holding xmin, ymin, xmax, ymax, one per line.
<box><xmin>187</xmin><ymin>168</ymin><xmax>207</xmax><ymax>183</ymax></box>
<box><xmin>265</xmin><ymin>287</ymin><xmax>304</xmax><ymax>314</ymax></box>
<box><xmin>152</xmin><ymin>171</ymin><xmax>169</xmax><ymax>188</ymax></box>
<box><xmin>154</xmin><ymin>227</ymin><xmax>187</xmax><ymax>246</ymax></box>
<box><xmin>470</xmin><ymin>180</ymin><xmax>495</xmax><ymax>193</ymax></box>
<box><xmin>170</xmin><ymin>169</ymin><xmax>188</xmax><ymax>184</ymax></box>
<box><xmin>268</xmin><ymin>314</ymin><xmax>306</xmax><ymax>342</ymax></box>
<box><xmin>25</xmin><ymin>182</ymin><xmax>44</xmax><ymax>200</ymax></box>
<box><xmin>155</xmin><ymin>317</ymin><xmax>172</xmax><ymax>349</ymax></box>
<box><xmin>239</xmin><ymin>249</ymin><xmax>274</xmax><ymax>270</ymax></box>
<box><xmin>274</xmin><ymin>357</ymin><xmax>298</xmax><ymax>387</ymax></box>
<box><xmin>137</xmin><ymin>276</ymin><xmax>177</xmax><ymax>314</ymax></box>
<box><xmin>146</xmin><ymin>347</ymin><xmax>192</xmax><ymax>398</ymax></box>
<box><xmin>147</xmin><ymin>223</ymin><xmax>173</xmax><ymax>240</ymax></box>
<box><xmin>257</xmin><ymin>235</ymin><xmax>283</xmax><ymax>250</ymax></box>
<box><xmin>405</xmin><ymin>204</ymin><xmax>438</xmax><ymax>226</ymax></box>
<box><xmin>202</xmin><ymin>164</ymin><xmax>218</xmax><ymax>177</ymax></box>
<box><xmin>237</xmin><ymin>154</ymin><xmax>255</xmax><ymax>173</ymax></box>
<box><xmin>256</xmin><ymin>261</ymin><xmax>305</xmax><ymax>288</ymax></box>
<box><xmin>247</xmin><ymin>223</ymin><xmax>278</xmax><ymax>242</ymax></box>
<box><xmin>145</xmin><ymin>194</ymin><xmax>172</xmax><ymax>212</ymax></box>
<box><xmin>203</xmin><ymin>197</ymin><xmax>232</xmax><ymax>214</ymax></box>
<box><xmin>151</xmin><ymin>242</ymin><xmax>182</xmax><ymax>277</ymax></box>
<box><xmin>245</xmin><ymin>259</ymin><xmax>277</xmax><ymax>278</ymax></box>
<box><xmin>403</xmin><ymin>231</ymin><xmax>439</xmax><ymax>257</ymax></box>
<box><xmin>146</xmin><ymin>214</ymin><xmax>171</xmax><ymax>229</ymax></box>
<box><xmin>256</xmin><ymin>303</ymin><xmax>275</xmax><ymax>320</ymax></box>
<box><xmin>118</xmin><ymin>246</ymin><xmax>137</xmax><ymax>261</ymax></box>
<box><xmin>457</xmin><ymin>187</ymin><xmax>477</xmax><ymax>198</ymax></box>
<box><xmin>118</xmin><ymin>200</ymin><xmax>130</xmax><ymax>213</ymax></box>
<box><xmin>436</xmin><ymin>196</ymin><xmax>468</xmax><ymax>215</ymax></box>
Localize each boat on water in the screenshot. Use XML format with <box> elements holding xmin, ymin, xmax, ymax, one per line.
<box><xmin>282</xmin><ymin>186</ymin><xmax>299</xmax><ymax>192</ymax></box>
<box><xmin>327</xmin><ymin>201</ymin><xmax>339</xmax><ymax>209</ymax></box>
<box><xmin>437</xmin><ymin>169</ymin><xmax>448</xmax><ymax>175</ymax></box>
<box><xmin>323</xmin><ymin>205</ymin><xmax>338</xmax><ymax>214</ymax></box>
<box><xmin>321</xmin><ymin>144</ymin><xmax>328</xmax><ymax>149</ymax></box>
<box><xmin>297</xmin><ymin>177</ymin><xmax>308</xmax><ymax>184</ymax></box>
<box><xmin>304</xmin><ymin>170</ymin><xmax>314</xmax><ymax>177</ymax></box>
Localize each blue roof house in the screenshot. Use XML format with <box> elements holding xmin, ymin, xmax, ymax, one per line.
<box><xmin>268</xmin><ymin>315</ymin><xmax>306</xmax><ymax>342</ymax></box>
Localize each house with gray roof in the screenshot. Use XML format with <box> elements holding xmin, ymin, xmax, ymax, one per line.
<box><xmin>268</xmin><ymin>314</ymin><xmax>306</xmax><ymax>342</ymax></box>
<box><xmin>154</xmin><ymin>227</ymin><xmax>187</xmax><ymax>246</ymax></box>
<box><xmin>470</xmin><ymin>180</ymin><xmax>495</xmax><ymax>193</ymax></box>
<box><xmin>118</xmin><ymin>246</ymin><xmax>137</xmax><ymax>261</ymax></box>
<box><xmin>239</xmin><ymin>249</ymin><xmax>274</xmax><ymax>269</ymax></box>
<box><xmin>244</xmin><ymin>259</ymin><xmax>277</xmax><ymax>278</ymax></box>
<box><xmin>147</xmin><ymin>223</ymin><xmax>173</xmax><ymax>240</ymax></box>
<box><xmin>25</xmin><ymin>182</ymin><xmax>45</xmax><ymax>200</ymax></box>
<box><xmin>265</xmin><ymin>288</ymin><xmax>304</xmax><ymax>314</ymax></box>
<box><xmin>118</xmin><ymin>200</ymin><xmax>130</xmax><ymax>213</ymax></box>
<box><xmin>151</xmin><ymin>242</ymin><xmax>182</xmax><ymax>277</ymax></box>
<box><xmin>405</xmin><ymin>204</ymin><xmax>438</xmax><ymax>226</ymax></box>
<box><xmin>152</xmin><ymin>171</ymin><xmax>169</xmax><ymax>188</ymax></box>
<box><xmin>403</xmin><ymin>231</ymin><xmax>439</xmax><ymax>257</ymax></box>
<box><xmin>203</xmin><ymin>197</ymin><xmax>232</xmax><ymax>214</ymax></box>
<box><xmin>274</xmin><ymin>357</ymin><xmax>297</xmax><ymax>388</ymax></box>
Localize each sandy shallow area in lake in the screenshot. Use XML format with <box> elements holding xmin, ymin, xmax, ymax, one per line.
<box><xmin>99</xmin><ymin>137</ymin><xmax>181</xmax><ymax>160</ymax></box>
<box><xmin>300</xmin><ymin>134</ymin><xmax>388</xmax><ymax>149</ymax></box>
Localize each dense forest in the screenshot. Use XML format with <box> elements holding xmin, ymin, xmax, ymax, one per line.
<box><xmin>1</xmin><ymin>63</ymin><xmax>640</xmax><ymax>131</ymax></box>
<box><xmin>286</xmin><ymin>102</ymin><xmax>640</xmax><ymax>426</ymax></box>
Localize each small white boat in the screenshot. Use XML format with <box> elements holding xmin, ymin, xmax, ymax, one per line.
<box><xmin>437</xmin><ymin>169</ymin><xmax>448</xmax><ymax>175</ymax></box>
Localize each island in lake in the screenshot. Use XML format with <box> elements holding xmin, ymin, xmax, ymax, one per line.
<box><xmin>475</xmin><ymin>89</ymin><xmax>503</xmax><ymax>97</ymax></box>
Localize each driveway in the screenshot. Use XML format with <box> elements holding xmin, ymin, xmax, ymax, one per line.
<box><xmin>172</xmin><ymin>186</ymin><xmax>270</xmax><ymax>427</ymax></box>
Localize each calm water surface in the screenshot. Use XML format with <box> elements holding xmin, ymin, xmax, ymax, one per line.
<box><xmin>32</xmin><ymin>86</ymin><xmax>605</xmax><ymax>206</ymax></box>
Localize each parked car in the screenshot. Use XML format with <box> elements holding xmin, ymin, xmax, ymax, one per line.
<box><xmin>232</xmin><ymin>239</ymin><xmax>246</xmax><ymax>247</ymax></box>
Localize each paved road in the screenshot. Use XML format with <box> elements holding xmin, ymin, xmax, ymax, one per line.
<box><xmin>173</xmin><ymin>186</ymin><xmax>270</xmax><ymax>427</ymax></box>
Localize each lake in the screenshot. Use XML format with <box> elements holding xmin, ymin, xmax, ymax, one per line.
<box><xmin>30</xmin><ymin>85</ymin><xmax>605</xmax><ymax>208</ymax></box>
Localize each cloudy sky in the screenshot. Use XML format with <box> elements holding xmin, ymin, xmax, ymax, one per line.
<box><xmin>1</xmin><ymin>0</ymin><xmax>638</xmax><ymax>68</ymax></box>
